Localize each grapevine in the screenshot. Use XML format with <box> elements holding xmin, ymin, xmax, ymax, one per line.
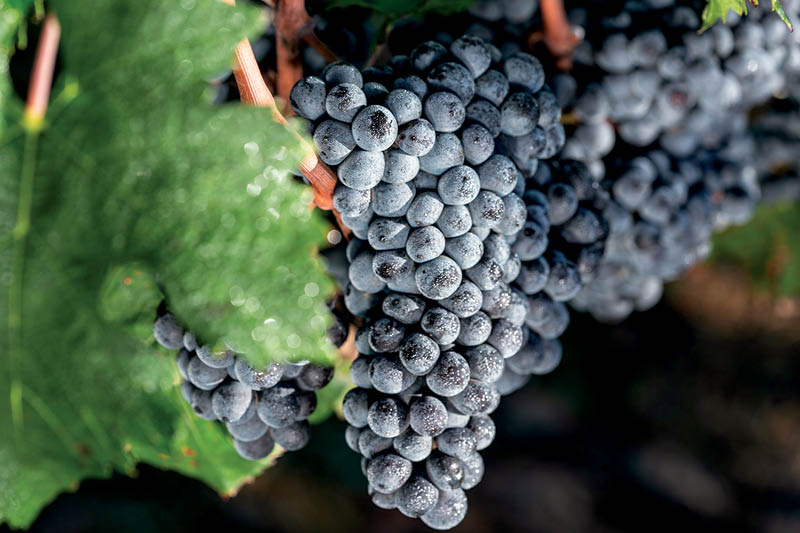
<box><xmin>2</xmin><ymin>0</ymin><xmax>800</xmax><ymax>530</ymax></box>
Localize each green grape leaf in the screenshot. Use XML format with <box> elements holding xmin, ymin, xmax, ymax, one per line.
<box><xmin>322</xmin><ymin>0</ymin><xmax>474</xmax><ymax>16</ymax></box>
<box><xmin>0</xmin><ymin>0</ymin><xmax>339</xmax><ymax>528</ymax></box>
<box><xmin>712</xmin><ymin>202</ymin><xmax>800</xmax><ymax>295</ymax></box>
<box><xmin>702</xmin><ymin>0</ymin><xmax>793</xmax><ymax>31</ymax></box>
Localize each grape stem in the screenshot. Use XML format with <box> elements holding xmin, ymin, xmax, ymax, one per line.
<box><xmin>274</xmin><ymin>0</ymin><xmax>306</xmax><ymax>113</ymax></box>
<box><xmin>540</xmin><ymin>0</ymin><xmax>581</xmax><ymax>70</ymax></box>
<box><xmin>24</xmin><ymin>14</ymin><xmax>60</xmax><ymax>131</ymax></box>
<box><xmin>223</xmin><ymin>0</ymin><xmax>348</xmax><ymax>234</ymax></box>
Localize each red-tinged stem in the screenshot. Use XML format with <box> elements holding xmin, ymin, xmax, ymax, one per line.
<box><xmin>274</xmin><ymin>0</ymin><xmax>306</xmax><ymax>113</ymax></box>
<box><xmin>24</xmin><ymin>14</ymin><xmax>60</xmax><ymax>130</ymax></box>
<box><xmin>540</xmin><ymin>0</ymin><xmax>580</xmax><ymax>70</ymax></box>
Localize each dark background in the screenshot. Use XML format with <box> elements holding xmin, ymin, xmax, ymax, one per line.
<box><xmin>3</xmin><ymin>265</ymin><xmax>799</xmax><ymax>533</ymax></box>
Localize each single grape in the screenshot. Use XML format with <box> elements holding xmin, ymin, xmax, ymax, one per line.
<box><xmin>382</xmin><ymin>293</ymin><xmax>426</xmax><ymax>324</ymax></box>
<box><xmin>460</xmin><ymin>452</ymin><xmax>485</xmax><ymax>490</ymax></box>
<box><xmin>437</xmin><ymin>165</ymin><xmax>481</xmax><ymax>206</ymax></box>
<box><xmin>440</xmin><ymin>281</ymin><xmax>483</xmax><ymax>318</ymax></box>
<box><xmin>456</xmin><ymin>312</ymin><xmax>492</xmax><ymax>346</ymax></box>
<box><xmin>465</xmin><ymin>344</ymin><xmax>504</xmax><ymax>383</ymax></box>
<box><xmin>359</xmin><ymin>428</ymin><xmax>394</xmax><ymax>459</ymax></box>
<box><xmin>368</xmin><ymin>397</ymin><xmax>410</xmax><ymax>438</ymax></box>
<box><xmin>211</xmin><ymin>381</ymin><xmax>252</xmax><ymax>423</ymax></box>
<box><xmin>333</xmin><ymin>183</ymin><xmax>371</xmax><ymax>217</ymax></box>
<box><xmin>424</xmin><ymin>91</ymin><xmax>466</xmax><ymax>133</ymax></box>
<box><xmin>373</xmin><ymin>250</ymin><xmax>414</xmax><ymax>284</ymax></box>
<box><xmin>393</xmin><ymin>430</ymin><xmax>433</xmax><ymax>462</ymax></box>
<box><xmin>399</xmin><ymin>333</ymin><xmax>441</xmax><ymax>376</ymax></box>
<box><xmin>258</xmin><ymin>384</ymin><xmax>301</xmax><ymax>429</ymax></box>
<box><xmin>325</xmin><ymin>83</ymin><xmax>367</xmax><ymax>122</ymax></box>
<box><xmin>352</xmin><ymin>105</ymin><xmax>399</xmax><ymax>152</ymax></box>
<box><xmin>393</xmin><ymin>75</ymin><xmax>429</xmax><ymax>100</ymax></box>
<box><xmin>363</xmin><ymin>81</ymin><xmax>389</xmax><ymax>104</ymax></box>
<box><xmin>427</xmin><ymin>62</ymin><xmax>475</xmax><ymax>104</ymax></box>
<box><xmin>466</xmin><ymin>100</ymin><xmax>502</xmax><ymax>137</ymax></box>
<box><xmin>451</xmin><ymin>34</ymin><xmax>491</xmax><ymax>77</ymax></box>
<box><xmin>444</xmin><ymin>232</ymin><xmax>484</xmax><ymax>269</ymax></box>
<box><xmin>187</xmin><ymin>357</ymin><xmax>227</xmax><ymax>391</ymax></box>
<box><xmin>450</xmin><ymin>381</ymin><xmax>500</xmax><ymax>416</ymax></box>
<box><xmin>373</xmin><ymin>181</ymin><xmax>415</xmax><ymax>218</ymax></box>
<box><xmin>426</xmin><ymin>351</ymin><xmax>470</xmax><ymax>397</ymax></box>
<box><xmin>227</xmin><ymin>411</ymin><xmax>269</xmax><ymax>442</ymax></box>
<box><xmin>504</xmin><ymin>52</ymin><xmax>544</xmax><ymax>92</ymax></box>
<box><xmin>475</xmin><ymin>70</ymin><xmax>509</xmax><ymax>107</ymax></box>
<box><xmin>369</xmin><ymin>318</ymin><xmax>406</xmax><ymax>353</ymax></box>
<box><xmin>415</xmin><ymin>256</ymin><xmax>463</xmax><ymax>300</ymax></box>
<box><xmin>488</xmin><ymin>318</ymin><xmax>523</xmax><ymax>358</ymax></box>
<box><xmin>481</xmin><ymin>282</ymin><xmax>512</xmax><ymax>319</ymax></box>
<box><xmin>154</xmin><ymin>314</ymin><xmax>184</xmax><ymax>349</ymax></box>
<box><xmin>367</xmin><ymin>454</ymin><xmax>413</xmax><ymax>494</ymax></box>
<box><xmin>385</xmin><ymin>89</ymin><xmax>422</xmax><ymax>125</ymax></box>
<box><xmin>420</xmin><ymin>307</ymin><xmax>461</xmax><ymax>345</ymax></box>
<box><xmin>501</xmin><ymin>91</ymin><xmax>539</xmax><ymax>137</ymax></box>
<box><xmin>397</xmin><ymin>475</ymin><xmax>441</xmax><ymax>519</ymax></box>
<box><xmin>465</xmin><ymin>256</ymin><xmax>503</xmax><ymax>290</ymax></box>
<box><xmin>536</xmin><ymin>90</ymin><xmax>561</xmax><ymax>127</ymax></box>
<box><xmin>338</xmin><ymin>150</ymin><xmax>385</xmax><ymax>190</ymax></box>
<box><xmin>323</xmin><ymin>62</ymin><xmax>363</xmax><ymax>88</ymax></box>
<box><xmin>406</xmin><ymin>226</ymin><xmax>447</xmax><ymax>263</ymax></box>
<box><xmin>478</xmin><ymin>154</ymin><xmax>518</xmax><ymax>196</ymax></box>
<box><xmin>297</xmin><ymin>365</ymin><xmax>334</xmax><ymax>391</ymax></box>
<box><xmin>182</xmin><ymin>332</ymin><xmax>198</xmax><ymax>352</ymax></box>
<box><xmin>503</xmin><ymin>252</ymin><xmax>522</xmax><ymax>284</ymax></box>
<box><xmin>409</xmin><ymin>395</ymin><xmax>449</xmax><ymax>437</ymax></box>
<box><xmin>190</xmin><ymin>388</ymin><xmax>216</xmax><ymax>420</ymax></box>
<box><xmin>483</xmin><ymin>233</ymin><xmax>511</xmax><ymax>264</ymax></box>
<box><xmin>370</xmin><ymin>354</ymin><xmax>414</xmax><ymax>394</ymax></box>
<box><xmin>176</xmin><ymin>348</ymin><xmax>191</xmax><ymax>380</ymax></box>
<box><xmin>290</xmin><ymin>76</ymin><xmax>327</xmax><ymax>120</ymax></box>
<box><xmin>313</xmin><ymin>120</ymin><xmax>355</xmax><ymax>165</ymax></box>
<box><xmin>383</xmin><ymin>149</ymin><xmax>420</xmax><ymax>184</ymax></box>
<box><xmin>368</xmin><ymin>218</ymin><xmax>410</xmax><ymax>251</ymax></box>
<box><xmin>345</xmin><ymin>424</ymin><xmax>361</xmax><ymax>453</ymax></box>
<box><xmin>406</xmin><ymin>191</ymin><xmax>445</xmax><ymax>228</ymax></box>
<box><xmin>233</xmin><ymin>432</ymin><xmax>275</xmax><ymax>461</ymax></box>
<box><xmin>419</xmin><ymin>133</ymin><xmax>465</xmax><ymax>176</ymax></box>
<box><xmin>370</xmin><ymin>488</ymin><xmax>397</xmax><ymax>510</ymax></box>
<box><xmin>511</xmin><ymin>222</ymin><xmax>548</xmax><ymax>261</ymax></box>
<box><xmin>462</xmin><ymin>124</ymin><xmax>495</xmax><ymax>166</ymax></box>
<box><xmin>271</xmin><ymin>421</ymin><xmax>311</xmax><ymax>451</ymax></box>
<box><xmin>349</xmin><ymin>251</ymin><xmax>387</xmax><ymax>294</ymax></box>
<box><xmin>344</xmin><ymin>282</ymin><xmax>379</xmax><ymax>317</ymax></box>
<box><xmin>342</xmin><ymin>387</ymin><xmax>370</xmax><ymax>428</ymax></box>
<box><xmin>425</xmin><ymin>452</ymin><xmax>464</xmax><ymax>491</ymax></box>
<box><xmin>544</xmin><ymin>254</ymin><xmax>582</xmax><ymax>302</ymax></box>
<box><xmin>350</xmin><ymin>357</ymin><xmax>373</xmax><ymax>389</ymax></box>
<box><xmin>436</xmin><ymin>205</ymin><xmax>473</xmax><ymax>238</ymax></box>
<box><xmin>410</xmin><ymin>40</ymin><xmax>448</xmax><ymax>72</ymax></box>
<box><xmin>397</xmin><ymin>118</ymin><xmax>437</xmax><ymax>157</ymax></box>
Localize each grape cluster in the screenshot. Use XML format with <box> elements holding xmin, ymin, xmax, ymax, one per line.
<box><xmin>571</xmin><ymin>137</ymin><xmax>760</xmax><ymax>322</ymax></box>
<box><xmin>292</xmin><ymin>28</ymin><xmax>615</xmax><ymax>526</ymax></box>
<box><xmin>561</xmin><ymin>0</ymin><xmax>800</xmax><ymax>179</ymax></box>
<box><xmin>153</xmin><ymin>311</ymin><xmax>334</xmax><ymax>461</ymax></box>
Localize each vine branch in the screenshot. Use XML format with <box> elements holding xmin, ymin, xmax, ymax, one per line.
<box><xmin>24</xmin><ymin>14</ymin><xmax>60</xmax><ymax>131</ymax></box>
<box><xmin>540</xmin><ymin>0</ymin><xmax>581</xmax><ymax>70</ymax></box>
